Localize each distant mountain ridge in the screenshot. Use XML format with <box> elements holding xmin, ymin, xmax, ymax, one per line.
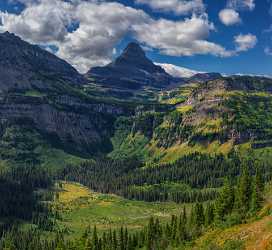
<box><xmin>156</xmin><ymin>63</ymin><xmax>202</xmax><ymax>78</ymax></box>
<box><xmin>87</xmin><ymin>42</ymin><xmax>176</xmax><ymax>89</ymax></box>
<box><xmin>0</xmin><ymin>31</ymin><xmax>85</xmax><ymax>92</ymax></box>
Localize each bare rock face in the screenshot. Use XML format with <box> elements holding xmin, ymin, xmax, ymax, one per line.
<box><xmin>0</xmin><ymin>95</ymin><xmax>127</xmax><ymax>154</ymax></box>
<box><xmin>0</xmin><ymin>32</ymin><xmax>85</xmax><ymax>92</ymax></box>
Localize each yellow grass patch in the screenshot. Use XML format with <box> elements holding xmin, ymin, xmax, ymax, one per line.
<box><xmin>176</xmin><ymin>105</ymin><xmax>193</xmax><ymax>113</ymax></box>
<box><xmin>57</xmin><ymin>182</ymin><xmax>92</xmax><ymax>204</ymax></box>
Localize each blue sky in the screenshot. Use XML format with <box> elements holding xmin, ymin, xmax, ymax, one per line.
<box><xmin>0</xmin><ymin>0</ymin><xmax>271</xmax><ymax>76</ymax></box>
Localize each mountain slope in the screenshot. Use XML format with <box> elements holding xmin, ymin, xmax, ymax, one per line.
<box><xmin>87</xmin><ymin>42</ymin><xmax>176</xmax><ymax>89</ymax></box>
<box><xmin>0</xmin><ymin>31</ymin><xmax>85</xmax><ymax>92</ymax></box>
<box><xmin>0</xmin><ymin>32</ymin><xmax>136</xmax><ymax>162</ymax></box>
<box><xmin>110</xmin><ymin>76</ymin><xmax>272</xmax><ymax>163</ymax></box>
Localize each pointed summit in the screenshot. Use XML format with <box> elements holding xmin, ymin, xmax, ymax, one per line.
<box><xmin>111</xmin><ymin>42</ymin><xmax>163</xmax><ymax>73</ymax></box>
<box><xmin>87</xmin><ymin>42</ymin><xmax>174</xmax><ymax>89</ymax></box>
<box><xmin>123</xmin><ymin>42</ymin><xmax>145</xmax><ymax>56</ymax></box>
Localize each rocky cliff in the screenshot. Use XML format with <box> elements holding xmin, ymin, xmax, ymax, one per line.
<box><xmin>0</xmin><ymin>94</ymin><xmax>129</xmax><ymax>155</ymax></box>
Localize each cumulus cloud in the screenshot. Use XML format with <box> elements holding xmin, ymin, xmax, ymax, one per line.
<box><xmin>219</xmin><ymin>9</ymin><xmax>241</xmax><ymax>26</ymax></box>
<box><xmin>0</xmin><ymin>0</ymin><xmax>257</xmax><ymax>73</ymax></box>
<box><xmin>57</xmin><ymin>1</ymin><xmax>150</xmax><ymax>72</ymax></box>
<box><xmin>234</xmin><ymin>33</ymin><xmax>257</xmax><ymax>52</ymax></box>
<box><xmin>1</xmin><ymin>0</ymin><xmax>73</xmax><ymax>43</ymax></box>
<box><xmin>1</xmin><ymin>0</ymin><xmax>149</xmax><ymax>72</ymax></box>
<box><xmin>227</xmin><ymin>0</ymin><xmax>255</xmax><ymax>11</ymax></box>
<box><xmin>134</xmin><ymin>14</ymin><xmax>232</xmax><ymax>57</ymax></box>
<box><xmin>135</xmin><ymin>0</ymin><xmax>205</xmax><ymax>15</ymax></box>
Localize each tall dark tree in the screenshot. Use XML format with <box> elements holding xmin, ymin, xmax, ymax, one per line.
<box><xmin>236</xmin><ymin>167</ymin><xmax>252</xmax><ymax>215</ymax></box>
<box><xmin>215</xmin><ymin>178</ymin><xmax>234</xmax><ymax>221</ymax></box>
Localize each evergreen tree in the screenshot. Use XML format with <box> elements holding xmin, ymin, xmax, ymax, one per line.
<box><xmin>85</xmin><ymin>238</ymin><xmax>92</xmax><ymax>250</ymax></box>
<box><xmin>92</xmin><ymin>226</ymin><xmax>99</xmax><ymax>250</ymax></box>
<box><xmin>236</xmin><ymin>167</ymin><xmax>252</xmax><ymax>215</ymax></box>
<box><xmin>256</xmin><ymin>165</ymin><xmax>265</xmax><ymax>193</ymax></box>
<box><xmin>195</xmin><ymin>203</ymin><xmax>205</xmax><ymax>227</ymax></box>
<box><xmin>215</xmin><ymin>178</ymin><xmax>234</xmax><ymax>221</ymax></box>
<box><xmin>205</xmin><ymin>203</ymin><xmax>215</xmax><ymax>226</ymax></box>
<box><xmin>250</xmin><ymin>177</ymin><xmax>263</xmax><ymax>213</ymax></box>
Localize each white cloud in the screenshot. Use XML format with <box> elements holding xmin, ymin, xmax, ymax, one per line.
<box><xmin>156</xmin><ymin>63</ymin><xmax>202</xmax><ymax>78</ymax></box>
<box><xmin>1</xmin><ymin>0</ymin><xmax>149</xmax><ymax>72</ymax></box>
<box><xmin>57</xmin><ymin>1</ymin><xmax>150</xmax><ymax>72</ymax></box>
<box><xmin>135</xmin><ymin>0</ymin><xmax>205</xmax><ymax>15</ymax></box>
<box><xmin>0</xmin><ymin>0</ymin><xmax>257</xmax><ymax>73</ymax></box>
<box><xmin>134</xmin><ymin>14</ymin><xmax>232</xmax><ymax>57</ymax></box>
<box><xmin>227</xmin><ymin>0</ymin><xmax>255</xmax><ymax>11</ymax></box>
<box><xmin>234</xmin><ymin>33</ymin><xmax>257</xmax><ymax>52</ymax></box>
<box><xmin>219</xmin><ymin>9</ymin><xmax>241</xmax><ymax>26</ymax></box>
<box><xmin>0</xmin><ymin>0</ymin><xmax>73</xmax><ymax>43</ymax></box>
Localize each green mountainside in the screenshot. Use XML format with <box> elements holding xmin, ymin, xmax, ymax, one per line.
<box><xmin>110</xmin><ymin>76</ymin><xmax>272</xmax><ymax>165</ymax></box>
<box><xmin>0</xmin><ymin>33</ymin><xmax>272</xmax><ymax>249</ymax></box>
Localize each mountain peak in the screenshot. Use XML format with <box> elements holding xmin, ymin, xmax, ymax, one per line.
<box><xmin>88</xmin><ymin>42</ymin><xmax>174</xmax><ymax>89</ymax></box>
<box><xmin>111</xmin><ymin>42</ymin><xmax>165</xmax><ymax>75</ymax></box>
<box><xmin>121</xmin><ymin>42</ymin><xmax>146</xmax><ymax>58</ymax></box>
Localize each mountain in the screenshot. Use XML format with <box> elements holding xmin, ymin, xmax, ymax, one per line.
<box><xmin>0</xmin><ymin>31</ymin><xmax>85</xmax><ymax>92</ymax></box>
<box><xmin>156</xmin><ymin>63</ymin><xmax>203</xmax><ymax>78</ymax></box>
<box><xmin>0</xmin><ymin>32</ymin><xmax>132</xmax><ymax>158</ymax></box>
<box><xmin>189</xmin><ymin>72</ymin><xmax>222</xmax><ymax>82</ymax></box>
<box><xmin>110</xmin><ymin>75</ymin><xmax>272</xmax><ymax>162</ymax></box>
<box><xmin>87</xmin><ymin>42</ymin><xmax>175</xmax><ymax>89</ymax></box>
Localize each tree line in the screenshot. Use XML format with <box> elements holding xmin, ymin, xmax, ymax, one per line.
<box><xmin>0</xmin><ymin>165</ymin><xmax>55</xmax><ymax>234</ymax></box>
<box><xmin>1</xmin><ymin>165</ymin><xmax>265</xmax><ymax>250</ymax></box>
<box><xmin>59</xmin><ymin>153</ymin><xmax>269</xmax><ymax>204</ymax></box>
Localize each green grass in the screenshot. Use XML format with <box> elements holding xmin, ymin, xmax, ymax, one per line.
<box><xmin>54</xmin><ymin>182</ymin><xmax>187</xmax><ymax>238</ymax></box>
<box><xmin>110</xmin><ymin>132</ymin><xmax>150</xmax><ymax>160</ymax></box>
<box><xmin>35</xmin><ymin>145</ymin><xmax>87</xmax><ymax>171</ymax></box>
<box><xmin>24</xmin><ymin>90</ymin><xmax>46</xmax><ymax>97</ymax></box>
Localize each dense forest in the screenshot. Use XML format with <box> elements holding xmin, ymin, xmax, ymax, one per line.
<box><xmin>0</xmin><ymin>164</ymin><xmax>265</xmax><ymax>250</ymax></box>
<box><xmin>59</xmin><ymin>153</ymin><xmax>271</xmax><ymax>203</ymax></box>
<box><xmin>0</xmin><ymin>165</ymin><xmax>55</xmax><ymax>235</ymax></box>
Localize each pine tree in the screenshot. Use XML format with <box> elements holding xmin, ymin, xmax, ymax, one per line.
<box><xmin>178</xmin><ymin>207</ymin><xmax>187</xmax><ymax>243</ymax></box>
<box><xmin>119</xmin><ymin>227</ymin><xmax>125</xmax><ymax>250</ymax></box>
<box><xmin>84</xmin><ymin>238</ymin><xmax>92</xmax><ymax>250</ymax></box>
<box><xmin>215</xmin><ymin>178</ymin><xmax>234</xmax><ymax>221</ymax></box>
<box><xmin>195</xmin><ymin>203</ymin><xmax>205</xmax><ymax>227</ymax></box>
<box><xmin>256</xmin><ymin>165</ymin><xmax>265</xmax><ymax>193</ymax></box>
<box><xmin>92</xmin><ymin>226</ymin><xmax>99</xmax><ymax>250</ymax></box>
<box><xmin>236</xmin><ymin>166</ymin><xmax>252</xmax><ymax>215</ymax></box>
<box><xmin>113</xmin><ymin>230</ymin><xmax>118</xmax><ymax>250</ymax></box>
<box><xmin>250</xmin><ymin>176</ymin><xmax>263</xmax><ymax>213</ymax></box>
<box><xmin>205</xmin><ymin>203</ymin><xmax>215</xmax><ymax>226</ymax></box>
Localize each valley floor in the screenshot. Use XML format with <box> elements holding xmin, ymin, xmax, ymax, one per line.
<box><xmin>53</xmin><ymin>182</ymin><xmax>272</xmax><ymax>250</ymax></box>
<box><xmin>54</xmin><ymin>182</ymin><xmax>188</xmax><ymax>238</ymax></box>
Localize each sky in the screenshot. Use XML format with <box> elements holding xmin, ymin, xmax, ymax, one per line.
<box><xmin>0</xmin><ymin>0</ymin><xmax>271</xmax><ymax>76</ymax></box>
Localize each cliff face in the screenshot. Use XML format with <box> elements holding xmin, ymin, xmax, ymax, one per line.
<box><xmin>0</xmin><ymin>95</ymin><xmax>128</xmax><ymax>155</ymax></box>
